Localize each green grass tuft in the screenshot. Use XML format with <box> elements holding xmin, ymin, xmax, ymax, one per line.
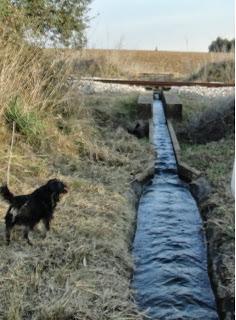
<box><xmin>5</xmin><ymin>96</ymin><xmax>44</xmax><ymax>146</ymax></box>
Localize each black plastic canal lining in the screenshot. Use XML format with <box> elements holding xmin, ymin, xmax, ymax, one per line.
<box><xmin>132</xmin><ymin>94</ymin><xmax>219</xmax><ymax>320</ymax></box>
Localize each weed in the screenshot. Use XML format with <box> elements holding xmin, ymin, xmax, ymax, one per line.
<box><xmin>5</xmin><ymin>96</ymin><xmax>44</xmax><ymax>146</ymax></box>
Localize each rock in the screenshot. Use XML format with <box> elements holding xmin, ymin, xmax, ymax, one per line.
<box><xmin>189</xmin><ymin>177</ymin><xmax>212</xmax><ymax>203</ymax></box>
<box><xmin>178</xmin><ymin>161</ymin><xmax>201</xmax><ymax>182</ymax></box>
<box><xmin>131</xmin><ymin>180</ymin><xmax>143</xmax><ymax>200</ymax></box>
<box><xmin>128</xmin><ymin>120</ymin><xmax>149</xmax><ymax>139</ymax></box>
<box><xmin>134</xmin><ymin>165</ymin><xmax>155</xmax><ymax>184</ymax></box>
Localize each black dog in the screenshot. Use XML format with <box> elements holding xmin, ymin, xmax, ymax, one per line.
<box><xmin>0</xmin><ymin>179</ymin><xmax>68</xmax><ymax>245</ymax></box>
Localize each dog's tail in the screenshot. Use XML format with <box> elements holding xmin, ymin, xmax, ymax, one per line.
<box><xmin>0</xmin><ymin>185</ymin><xmax>14</xmax><ymax>204</ymax></box>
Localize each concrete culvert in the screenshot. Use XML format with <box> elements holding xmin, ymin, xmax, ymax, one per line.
<box><xmin>189</xmin><ymin>177</ymin><xmax>212</xmax><ymax>204</ymax></box>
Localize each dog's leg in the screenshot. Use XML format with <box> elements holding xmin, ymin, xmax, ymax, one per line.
<box><xmin>42</xmin><ymin>218</ymin><xmax>50</xmax><ymax>238</ymax></box>
<box><xmin>23</xmin><ymin>226</ymin><xmax>32</xmax><ymax>246</ymax></box>
<box><xmin>5</xmin><ymin>212</ymin><xmax>14</xmax><ymax>245</ymax></box>
<box><xmin>5</xmin><ymin>226</ymin><xmax>13</xmax><ymax>245</ymax></box>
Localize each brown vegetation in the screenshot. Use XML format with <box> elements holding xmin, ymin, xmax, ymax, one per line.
<box><xmin>0</xmin><ymin>39</ymin><xmax>154</xmax><ymax>319</ymax></box>
<box><xmin>178</xmin><ymin>96</ymin><xmax>235</xmax><ymax>143</ymax></box>
<box><xmin>54</xmin><ymin>48</ymin><xmax>234</xmax><ymax>80</ymax></box>
<box><xmin>188</xmin><ymin>60</ymin><xmax>235</xmax><ymax>83</ymax></box>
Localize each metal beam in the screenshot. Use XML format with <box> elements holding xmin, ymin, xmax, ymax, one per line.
<box><xmin>90</xmin><ymin>78</ymin><xmax>235</xmax><ymax>88</ymax></box>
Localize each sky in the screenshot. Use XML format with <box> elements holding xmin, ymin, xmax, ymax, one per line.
<box><xmin>86</xmin><ymin>0</ymin><xmax>235</xmax><ymax>52</ymax></box>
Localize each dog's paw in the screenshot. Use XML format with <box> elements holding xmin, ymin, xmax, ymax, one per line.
<box><xmin>42</xmin><ymin>232</ymin><xmax>47</xmax><ymax>239</ymax></box>
<box><xmin>27</xmin><ymin>239</ymin><xmax>33</xmax><ymax>246</ymax></box>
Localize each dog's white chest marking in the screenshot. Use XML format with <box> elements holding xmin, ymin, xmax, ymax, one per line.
<box><xmin>10</xmin><ymin>208</ymin><xmax>18</xmax><ymax>222</ymax></box>
<box><xmin>51</xmin><ymin>193</ymin><xmax>56</xmax><ymax>208</ymax></box>
<box><xmin>10</xmin><ymin>202</ymin><xmax>28</xmax><ymax>222</ymax></box>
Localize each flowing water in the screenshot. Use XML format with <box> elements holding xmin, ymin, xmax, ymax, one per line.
<box><xmin>132</xmin><ymin>95</ymin><xmax>218</xmax><ymax>320</ymax></box>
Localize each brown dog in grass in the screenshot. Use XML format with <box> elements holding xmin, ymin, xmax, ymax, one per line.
<box><xmin>0</xmin><ymin>179</ymin><xmax>68</xmax><ymax>245</ymax></box>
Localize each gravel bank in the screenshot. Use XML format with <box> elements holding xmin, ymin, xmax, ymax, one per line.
<box><xmin>76</xmin><ymin>79</ymin><xmax>146</xmax><ymax>94</ymax></box>
<box><xmin>171</xmin><ymin>86</ymin><xmax>235</xmax><ymax>101</ymax></box>
<box><xmin>76</xmin><ymin>79</ymin><xmax>235</xmax><ymax>98</ymax></box>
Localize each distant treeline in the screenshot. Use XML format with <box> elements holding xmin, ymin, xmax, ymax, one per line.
<box><xmin>209</xmin><ymin>37</ymin><xmax>235</xmax><ymax>53</ymax></box>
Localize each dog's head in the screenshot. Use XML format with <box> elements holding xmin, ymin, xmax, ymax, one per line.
<box><xmin>46</xmin><ymin>179</ymin><xmax>68</xmax><ymax>196</ymax></box>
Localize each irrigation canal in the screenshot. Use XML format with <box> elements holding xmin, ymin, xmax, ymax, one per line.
<box><xmin>132</xmin><ymin>93</ymin><xmax>218</xmax><ymax>319</ymax></box>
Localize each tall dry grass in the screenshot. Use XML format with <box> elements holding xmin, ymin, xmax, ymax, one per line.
<box><xmin>58</xmin><ymin>48</ymin><xmax>234</xmax><ymax>80</ymax></box>
<box><xmin>188</xmin><ymin>57</ymin><xmax>235</xmax><ymax>82</ymax></box>
<box><xmin>0</xmin><ymin>37</ymin><xmax>95</xmax><ymax>164</ymax></box>
<box><xmin>0</xmin><ymin>37</ymin><xmax>154</xmax><ymax>319</ymax></box>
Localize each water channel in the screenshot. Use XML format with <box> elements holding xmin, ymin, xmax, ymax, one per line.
<box><xmin>132</xmin><ymin>94</ymin><xmax>218</xmax><ymax>320</ymax></box>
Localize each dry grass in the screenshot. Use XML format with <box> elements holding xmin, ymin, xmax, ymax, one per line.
<box><xmin>188</xmin><ymin>60</ymin><xmax>235</xmax><ymax>82</ymax></box>
<box><xmin>0</xmin><ymin>40</ymin><xmax>154</xmax><ymax>319</ymax></box>
<box><xmin>178</xmin><ymin>95</ymin><xmax>234</xmax><ymax>143</ymax></box>
<box><xmin>51</xmin><ymin>48</ymin><xmax>234</xmax><ymax>80</ymax></box>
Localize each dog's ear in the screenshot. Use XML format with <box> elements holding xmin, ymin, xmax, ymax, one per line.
<box><xmin>47</xmin><ymin>179</ymin><xmax>59</xmax><ymax>192</ymax></box>
<box><xmin>47</xmin><ymin>179</ymin><xmax>68</xmax><ymax>194</ymax></box>
<box><xmin>47</xmin><ymin>178</ymin><xmax>58</xmax><ymax>185</ymax></box>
